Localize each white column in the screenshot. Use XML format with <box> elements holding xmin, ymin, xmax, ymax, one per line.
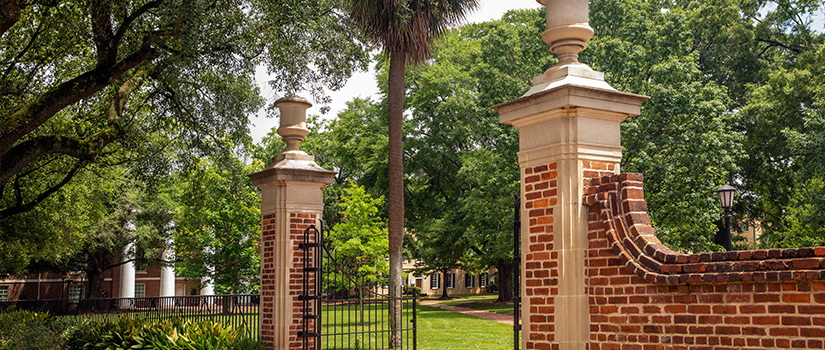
<box><xmin>201</xmin><ymin>245</ymin><xmax>215</xmax><ymax>304</ymax></box>
<box><xmin>160</xmin><ymin>240</ymin><xmax>175</xmax><ymax>305</ymax></box>
<box><xmin>120</xmin><ymin>242</ymin><xmax>136</xmax><ymax>308</ymax></box>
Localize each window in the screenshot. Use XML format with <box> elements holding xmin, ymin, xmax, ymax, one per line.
<box><xmin>68</xmin><ymin>285</ymin><xmax>84</xmax><ymax>300</ymax></box>
<box><xmin>446</xmin><ymin>273</ymin><xmax>455</xmax><ymax>289</ymax></box>
<box><xmin>479</xmin><ymin>273</ymin><xmax>488</xmax><ymax>288</ymax></box>
<box><xmin>0</xmin><ymin>286</ymin><xmax>8</xmax><ymax>301</ymax></box>
<box><xmin>465</xmin><ymin>273</ymin><xmax>474</xmax><ymax>288</ymax></box>
<box><xmin>430</xmin><ymin>273</ymin><xmax>440</xmax><ymax>289</ymax></box>
<box><xmin>135</xmin><ymin>283</ymin><xmax>146</xmax><ymax>298</ymax></box>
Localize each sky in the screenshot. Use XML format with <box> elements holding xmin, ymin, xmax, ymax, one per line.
<box><xmin>249</xmin><ymin>0</ymin><xmax>542</xmax><ymax>143</ymax></box>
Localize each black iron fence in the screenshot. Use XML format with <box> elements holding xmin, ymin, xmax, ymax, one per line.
<box><xmin>0</xmin><ymin>294</ymin><xmax>259</xmax><ymax>341</ymax></box>
<box><xmin>300</xmin><ymin>223</ymin><xmax>417</xmax><ymax>350</ymax></box>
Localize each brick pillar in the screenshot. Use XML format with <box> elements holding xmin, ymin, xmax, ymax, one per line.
<box><xmin>493</xmin><ymin>1</ymin><xmax>646</xmax><ymax>349</ymax></box>
<box><xmin>250</xmin><ymin>97</ymin><xmax>335</xmax><ymax>350</ymax></box>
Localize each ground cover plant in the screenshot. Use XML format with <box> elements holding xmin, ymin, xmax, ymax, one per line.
<box><xmin>64</xmin><ymin>317</ymin><xmax>260</xmax><ymax>350</ymax></box>
<box><xmin>0</xmin><ymin>309</ymin><xmax>85</xmax><ymax>350</ymax></box>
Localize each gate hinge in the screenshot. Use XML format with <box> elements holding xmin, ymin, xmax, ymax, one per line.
<box><xmin>303</xmin><ymin>267</ymin><xmax>319</xmax><ymax>272</ymax></box>
<box><xmin>298</xmin><ymin>295</ymin><xmax>319</xmax><ymax>301</ymax></box>
<box><xmin>298</xmin><ymin>242</ymin><xmax>320</xmax><ymax>249</ymax></box>
<box><xmin>298</xmin><ymin>331</ymin><xmax>319</xmax><ymax>338</ymax></box>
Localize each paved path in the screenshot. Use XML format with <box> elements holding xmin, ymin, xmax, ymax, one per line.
<box><xmin>419</xmin><ymin>298</ymin><xmax>519</xmax><ymax>326</ymax></box>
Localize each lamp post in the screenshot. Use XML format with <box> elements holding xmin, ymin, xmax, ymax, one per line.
<box><xmin>717</xmin><ymin>184</ymin><xmax>735</xmax><ymax>251</ymax></box>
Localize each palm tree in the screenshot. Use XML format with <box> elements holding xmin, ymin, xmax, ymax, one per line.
<box><xmin>348</xmin><ymin>0</ymin><xmax>478</xmax><ymax>347</ymax></box>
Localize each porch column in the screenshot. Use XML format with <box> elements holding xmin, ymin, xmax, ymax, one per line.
<box><xmin>493</xmin><ymin>1</ymin><xmax>646</xmax><ymax>349</ymax></box>
<box><xmin>160</xmin><ymin>239</ymin><xmax>175</xmax><ymax>298</ymax></box>
<box><xmin>250</xmin><ymin>96</ymin><xmax>335</xmax><ymax>350</ymax></box>
<box><xmin>120</xmin><ymin>241</ymin><xmax>135</xmax><ymax>307</ymax></box>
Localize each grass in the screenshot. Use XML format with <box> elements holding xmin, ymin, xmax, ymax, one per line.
<box><xmin>417</xmin><ymin>305</ymin><xmax>517</xmax><ymax>350</ymax></box>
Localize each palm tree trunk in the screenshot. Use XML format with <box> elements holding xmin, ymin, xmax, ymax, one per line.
<box><xmin>387</xmin><ymin>48</ymin><xmax>406</xmax><ymax>350</ymax></box>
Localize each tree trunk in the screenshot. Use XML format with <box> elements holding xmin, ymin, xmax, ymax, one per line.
<box><xmin>387</xmin><ymin>49</ymin><xmax>406</xmax><ymax>349</ymax></box>
<box><xmin>440</xmin><ymin>269</ymin><xmax>450</xmax><ymax>300</ymax></box>
<box><xmin>85</xmin><ymin>250</ymin><xmax>109</xmax><ymax>299</ymax></box>
<box><xmin>496</xmin><ymin>261</ymin><xmax>514</xmax><ymax>302</ymax></box>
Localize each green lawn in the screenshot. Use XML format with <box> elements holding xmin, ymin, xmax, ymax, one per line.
<box><xmin>318</xmin><ymin>301</ymin><xmax>518</xmax><ymax>349</ymax></box>
<box><xmin>417</xmin><ymin>305</ymin><xmax>517</xmax><ymax>350</ymax></box>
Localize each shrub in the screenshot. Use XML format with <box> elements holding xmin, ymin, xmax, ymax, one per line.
<box><xmin>65</xmin><ymin>317</ymin><xmax>260</xmax><ymax>350</ymax></box>
<box><xmin>402</xmin><ymin>285</ymin><xmax>421</xmax><ymax>296</ymax></box>
<box><xmin>0</xmin><ymin>309</ymin><xmax>84</xmax><ymax>350</ymax></box>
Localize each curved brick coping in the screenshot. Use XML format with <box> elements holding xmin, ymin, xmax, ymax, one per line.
<box><xmin>585</xmin><ymin>173</ymin><xmax>825</xmax><ymax>285</ymax></box>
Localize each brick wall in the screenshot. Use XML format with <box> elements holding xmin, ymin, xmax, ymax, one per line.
<box><xmin>523</xmin><ymin>162</ymin><xmax>559</xmax><ymax>348</ymax></box>
<box><xmin>580</xmin><ymin>173</ymin><xmax>825</xmax><ymax>350</ymax></box>
<box><xmin>522</xmin><ymin>161</ymin><xmax>622</xmax><ymax>350</ymax></box>
<box><xmin>259</xmin><ymin>211</ymin><xmax>319</xmax><ymax>349</ymax></box>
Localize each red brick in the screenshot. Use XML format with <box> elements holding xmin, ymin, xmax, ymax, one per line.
<box><xmin>801</xmin><ymin>328</ymin><xmax>825</xmax><ymax>337</ymax></box>
<box><xmin>715</xmin><ymin>326</ymin><xmax>741</xmax><ymax>335</ymax></box>
<box><xmin>752</xmin><ymin>316</ymin><xmax>780</xmax><ymax>325</ymax></box>
<box><xmin>769</xmin><ymin>327</ymin><xmax>799</xmax><ymax>336</ymax></box>
<box><xmin>782</xmin><ymin>293</ymin><xmax>811</xmax><ymax>303</ymax></box>
<box><xmin>754</xmin><ymin>294</ymin><xmax>780</xmax><ymax>303</ymax></box>
<box><xmin>739</xmin><ymin>305</ymin><xmax>765</xmax><ymax>314</ymax></box>
<box><xmin>782</xmin><ymin>316</ymin><xmax>811</xmax><ymax>326</ymax></box>
<box><xmin>674</xmin><ymin>315</ymin><xmax>696</xmax><ymax>324</ymax></box>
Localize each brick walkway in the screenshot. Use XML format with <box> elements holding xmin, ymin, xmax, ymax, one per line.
<box><xmin>419</xmin><ymin>298</ymin><xmax>519</xmax><ymax>326</ymax></box>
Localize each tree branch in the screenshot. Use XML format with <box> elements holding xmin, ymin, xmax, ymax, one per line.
<box><xmin>2</xmin><ymin>4</ymin><xmax>46</xmax><ymax>79</ymax></box>
<box><xmin>0</xmin><ymin>43</ymin><xmax>156</xmax><ymax>156</ymax></box>
<box><xmin>755</xmin><ymin>37</ymin><xmax>803</xmax><ymax>55</ymax></box>
<box><xmin>90</xmin><ymin>0</ymin><xmax>115</xmax><ymax>66</ymax></box>
<box><xmin>113</xmin><ymin>0</ymin><xmax>163</xmax><ymax>46</ymax></box>
<box><xmin>0</xmin><ymin>160</ymin><xmax>84</xmax><ymax>217</ymax></box>
<box><xmin>0</xmin><ymin>0</ymin><xmax>21</xmax><ymax>39</ymax></box>
<box><xmin>0</xmin><ymin>66</ymin><xmax>150</xmax><ymax>186</ymax></box>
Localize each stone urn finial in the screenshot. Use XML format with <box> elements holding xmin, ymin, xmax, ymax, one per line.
<box><xmin>524</xmin><ymin>0</ymin><xmax>614</xmax><ymax>96</ymax></box>
<box><xmin>275</xmin><ymin>96</ymin><xmax>312</xmax><ymax>152</ymax></box>
<box><xmin>537</xmin><ymin>0</ymin><xmax>594</xmax><ymax>65</ymax></box>
<box><xmin>267</xmin><ymin>96</ymin><xmax>329</xmax><ymax>170</ymax></box>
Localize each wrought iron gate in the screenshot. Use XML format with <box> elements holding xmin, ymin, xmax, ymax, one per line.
<box><xmin>299</xmin><ymin>223</ymin><xmax>417</xmax><ymax>350</ymax></box>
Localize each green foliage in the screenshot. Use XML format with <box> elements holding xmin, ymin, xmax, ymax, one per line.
<box><xmin>328</xmin><ymin>184</ymin><xmax>389</xmax><ymax>289</ymax></box>
<box><xmin>64</xmin><ymin>318</ymin><xmax>259</xmax><ymax>350</ymax></box>
<box><xmin>402</xmin><ymin>284</ymin><xmax>421</xmax><ymax>296</ymax></box>
<box><xmin>174</xmin><ymin>157</ymin><xmax>262</xmax><ymax>294</ymax></box>
<box><xmin>397</xmin><ymin>10</ymin><xmax>545</xmax><ymax>301</ymax></box>
<box><xmin>0</xmin><ymin>309</ymin><xmax>84</xmax><ymax>350</ymax></box>
<box><xmin>0</xmin><ymin>0</ymin><xmax>368</xmax><ymax>268</ymax></box>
